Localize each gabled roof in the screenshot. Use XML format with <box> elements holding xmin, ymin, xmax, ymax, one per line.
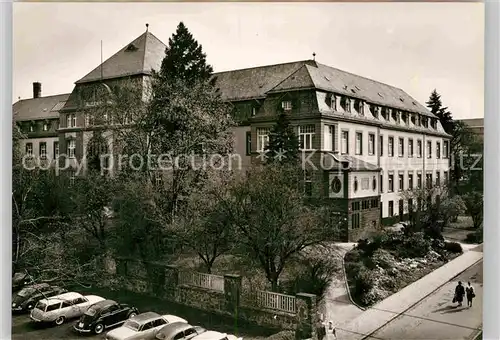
<box><xmin>13</xmin><ymin>93</ymin><xmax>70</xmax><ymax>121</ymax></box>
<box><xmin>76</xmin><ymin>31</ymin><xmax>166</xmax><ymax>84</ymax></box>
<box><xmin>267</xmin><ymin>62</ymin><xmax>434</xmax><ymax>117</ymax></box>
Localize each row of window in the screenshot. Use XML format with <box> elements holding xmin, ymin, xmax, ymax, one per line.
<box><xmin>255</xmin><ymin>125</ymin><xmax>317</xmax><ymax>152</ymax></box>
<box><xmin>63</xmin><ymin>113</ymin><xmax>133</xmax><ymax>129</ymax></box>
<box><xmin>342</xmin><ymin>131</ymin><xmax>449</xmax><ymax>159</ymax></box>
<box><xmin>25</xmin><ymin>140</ymin><xmax>74</xmax><ymax>158</ymax></box>
<box><xmin>381</xmin><ymin>170</ymin><xmax>448</xmax><ymax>193</ymax></box>
<box><xmin>21</xmin><ymin>121</ymin><xmax>52</xmax><ymax>133</ymax></box>
<box><xmin>386</xmin><ymin>196</ymin><xmax>439</xmax><ymax>217</ymax></box>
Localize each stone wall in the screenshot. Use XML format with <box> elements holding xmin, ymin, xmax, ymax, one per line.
<box><xmin>112</xmin><ymin>258</ymin><xmax>319</xmax><ymax>339</ymax></box>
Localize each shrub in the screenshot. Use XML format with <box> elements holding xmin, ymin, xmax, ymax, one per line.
<box><xmin>266</xmin><ymin>331</ymin><xmax>295</xmax><ymax>340</ymax></box>
<box><xmin>351</xmin><ymin>267</ymin><xmax>375</xmax><ymax>298</ymax></box>
<box><xmin>444</xmin><ymin>241</ymin><xmax>463</xmax><ymax>253</ymax></box>
<box><xmin>465</xmin><ymin>227</ymin><xmax>483</xmax><ymax>244</ymax></box>
<box><xmin>371</xmin><ymin>249</ymin><xmax>396</xmax><ymax>269</ymax></box>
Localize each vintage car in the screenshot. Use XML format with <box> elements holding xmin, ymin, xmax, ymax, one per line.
<box><xmin>12</xmin><ymin>283</ymin><xmax>67</xmax><ymax>313</ymax></box>
<box><xmin>105</xmin><ymin>312</ymin><xmax>187</xmax><ymax>340</ymax></box>
<box><xmin>155</xmin><ymin>322</ymin><xmax>206</xmax><ymax>340</ymax></box>
<box><xmin>74</xmin><ymin>299</ymin><xmax>139</xmax><ymax>334</ymax></box>
<box><xmin>12</xmin><ymin>272</ymin><xmax>31</xmax><ymax>292</ymax></box>
<box><xmin>191</xmin><ymin>331</ymin><xmax>242</xmax><ymax>340</ymax></box>
<box><xmin>30</xmin><ymin>292</ymin><xmax>105</xmax><ymax>325</ymax></box>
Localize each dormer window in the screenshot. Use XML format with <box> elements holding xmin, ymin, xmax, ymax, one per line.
<box><xmin>381</xmin><ymin>107</ymin><xmax>389</xmax><ymax>120</ymax></box>
<box><xmin>391</xmin><ymin>110</ymin><xmax>399</xmax><ymax>123</ymax></box>
<box><xmin>125</xmin><ymin>44</ymin><xmax>138</xmax><ymax>52</ymax></box>
<box><xmin>422</xmin><ymin>116</ymin><xmax>429</xmax><ymax>128</ymax></box>
<box><xmin>43</xmin><ymin>123</ymin><xmax>48</xmax><ymax>131</ymax></box>
<box><xmin>431</xmin><ymin>119</ymin><xmax>437</xmax><ymax>129</ymax></box>
<box><xmin>327</xmin><ymin>94</ymin><xmax>336</xmax><ymax>110</ymax></box>
<box><xmin>401</xmin><ymin>112</ymin><xmax>408</xmax><ymax>125</ymax></box>
<box><xmin>410</xmin><ymin>113</ymin><xmax>416</xmax><ymax>125</ymax></box>
<box><xmin>355</xmin><ymin>100</ymin><xmax>364</xmax><ymax>115</ymax></box>
<box><xmin>252</xmin><ymin>107</ymin><xmax>257</xmax><ymax>116</ymax></box>
<box><xmin>370</xmin><ymin>105</ymin><xmax>379</xmax><ymax>118</ymax></box>
<box><xmin>341</xmin><ymin>97</ymin><xmax>351</xmax><ymax>113</ymax></box>
<box><xmin>282</xmin><ymin>101</ymin><xmax>292</xmax><ymax>111</ymax></box>
<box><xmin>29</xmin><ymin>124</ymin><xmax>34</xmax><ymax>132</ymax></box>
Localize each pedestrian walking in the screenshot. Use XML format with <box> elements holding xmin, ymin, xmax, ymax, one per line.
<box><xmin>453</xmin><ymin>281</ymin><xmax>465</xmax><ymax>307</ymax></box>
<box><xmin>466</xmin><ymin>281</ymin><xmax>476</xmax><ymax>307</ymax></box>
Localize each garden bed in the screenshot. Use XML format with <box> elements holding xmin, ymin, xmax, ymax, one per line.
<box><xmin>344</xmin><ymin>230</ymin><xmax>462</xmax><ymax>308</ymax></box>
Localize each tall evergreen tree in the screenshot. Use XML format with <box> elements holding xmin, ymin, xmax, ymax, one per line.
<box><xmin>265</xmin><ymin>113</ymin><xmax>300</xmax><ymax>164</ymax></box>
<box><xmin>426</xmin><ymin>89</ymin><xmax>454</xmax><ymax>134</ymax></box>
<box><xmin>157</xmin><ymin>22</ymin><xmax>213</xmax><ymax>85</ymax></box>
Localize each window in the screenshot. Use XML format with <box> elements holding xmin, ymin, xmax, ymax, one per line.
<box><xmin>417</xmin><ymin>140</ymin><xmax>422</xmax><ymax>158</ymax></box>
<box><xmin>68</xmin><ymin>140</ymin><xmax>76</xmax><ymax>158</ymax></box>
<box><xmin>443</xmin><ymin>141</ymin><xmax>449</xmax><ymax>158</ymax></box>
<box><xmin>368</xmin><ymin>133</ymin><xmax>375</xmax><ymax>155</ymax></box>
<box><xmin>341</xmin><ymin>97</ymin><xmax>351</xmax><ymax>112</ymax></box>
<box><xmin>72</xmin><ymin>114</ymin><xmax>77</xmax><ymax>127</ymax></box>
<box><xmin>388</xmin><ymin>174</ymin><xmax>394</xmax><ymax>192</ymax></box>
<box><xmin>324</xmin><ymin>125</ymin><xmax>335</xmax><ymax>151</ymax></box>
<box><xmin>142</xmin><ymin>322</ymin><xmax>154</xmax><ymax>331</ymax></box>
<box><xmin>356</xmin><ymin>100</ymin><xmax>364</xmax><ymax>114</ymax></box>
<box><xmin>436</xmin><ymin>171</ymin><xmax>441</xmax><ymax>185</ymax></box>
<box><xmin>184</xmin><ymin>329</ymin><xmax>197</xmax><ymax>337</ymax></box>
<box><xmin>85</xmin><ymin>114</ymin><xmax>92</xmax><ymax>127</ymax></box>
<box><xmin>43</xmin><ymin>123</ymin><xmax>48</xmax><ymax>131</ymax></box>
<box><xmin>351</xmin><ymin>201</ymin><xmax>361</xmax><ymax>211</ymax></box>
<box><xmin>39</xmin><ymin>142</ymin><xmax>47</xmax><ymax>159</ymax></box>
<box><xmin>398</xmin><ymin>173</ymin><xmax>404</xmax><ymax>191</ymax></box>
<box><xmin>408</xmin><ymin>139</ymin><xmax>414</xmax><ymax>157</ymax></box>
<box><xmin>299</xmin><ymin>125</ymin><xmax>315</xmax><ymax>151</ymax></box>
<box><xmin>351</xmin><ymin>213</ymin><xmax>360</xmax><ymax>229</ymax></box>
<box><xmin>329</xmin><ymin>94</ymin><xmax>336</xmax><ymax>110</ymax></box>
<box><xmin>444</xmin><ymin>171</ymin><xmax>449</xmax><ymax>185</ymax></box>
<box><xmin>355</xmin><ymin>132</ymin><xmax>363</xmax><ymax>155</ymax></box>
<box><xmin>380</xmin><ymin>174</ymin><xmax>383</xmax><ymax>193</ymax></box>
<box><xmin>304</xmin><ymin>171</ymin><xmax>312</xmax><ymax>196</ymax></box>
<box><xmin>341</xmin><ymin>130</ymin><xmax>349</xmax><ymax>154</ymax></box>
<box><xmin>408</xmin><ymin>198</ymin><xmax>414</xmax><ymax>213</ymax></box>
<box><xmin>388</xmin><ymin>201</ymin><xmax>394</xmax><ymax>216</ymax></box>
<box><xmin>256</xmin><ymin>128</ymin><xmax>270</xmax><ymax>152</ymax></box>
<box><xmin>155</xmin><ymin>174</ymin><xmax>163</xmax><ymax>188</ymax></box>
<box><xmin>426</xmin><ymin>173</ymin><xmax>433</xmax><ymax>189</ymax></box>
<box><xmin>174</xmin><ymin>333</ymin><xmax>185</xmax><ymax>340</ymax></box>
<box><xmin>398</xmin><ymin>138</ymin><xmax>404</xmax><ymax>157</ymax></box>
<box><xmin>25</xmin><ymin>143</ymin><xmax>33</xmax><ymax>156</ymax></box>
<box><xmin>388</xmin><ymin>137</ymin><xmax>394</xmax><ymax>157</ymax></box>
<box><xmin>46</xmin><ymin>303</ymin><xmax>61</xmax><ymax>312</ymax></box>
<box><xmin>370</xmin><ymin>199</ymin><xmax>379</xmax><ymax>208</ymax></box>
<box><xmin>245</xmin><ymin>131</ymin><xmax>252</xmax><ymax>155</ymax></box>
<box><xmin>408</xmin><ymin>173</ymin><xmax>413</xmax><ymax>189</ymax></box>
<box><xmin>417</xmin><ymin>173</ymin><xmax>422</xmax><ymax>188</ymax></box>
<box><xmin>152</xmin><ymin>319</ymin><xmax>167</xmax><ymax>327</ymax></box>
<box><xmin>427</xmin><ymin>141</ymin><xmax>432</xmax><ymax>158</ymax></box>
<box><xmin>436</xmin><ymin>142</ymin><xmax>441</xmax><ymax>158</ymax></box>
<box><xmin>379</xmin><ymin>135</ymin><xmax>383</xmax><ymax>156</ymax></box>
<box><xmin>281</xmin><ymin>101</ymin><xmax>292</xmax><ymax>111</ymax></box>
<box><xmin>29</xmin><ymin>124</ymin><xmax>34</xmax><ymax>132</ymax></box>
<box><xmin>362</xmin><ymin>200</ymin><xmax>370</xmax><ymax>210</ymax></box>
<box><xmin>252</xmin><ymin>107</ymin><xmax>257</xmax><ymax>116</ymax></box>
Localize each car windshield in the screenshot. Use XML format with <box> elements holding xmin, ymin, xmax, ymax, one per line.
<box><xmin>85</xmin><ymin>308</ymin><xmax>97</xmax><ymax>317</ymax></box>
<box><xmin>35</xmin><ymin>301</ymin><xmax>47</xmax><ymax>311</ymax></box>
<box><xmin>123</xmin><ymin>320</ymin><xmax>141</xmax><ymax>331</ymax></box>
<box><xmin>17</xmin><ymin>288</ymin><xmax>34</xmax><ymax>297</ymax></box>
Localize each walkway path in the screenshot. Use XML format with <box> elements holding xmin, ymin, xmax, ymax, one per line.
<box><xmin>331</xmin><ymin>244</ymin><xmax>483</xmax><ymax>340</ymax></box>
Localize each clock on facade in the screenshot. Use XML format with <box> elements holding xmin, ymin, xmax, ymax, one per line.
<box><xmin>331</xmin><ymin>177</ymin><xmax>342</xmax><ymax>193</ymax></box>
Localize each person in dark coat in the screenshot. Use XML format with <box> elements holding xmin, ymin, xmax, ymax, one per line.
<box><xmin>466</xmin><ymin>281</ymin><xmax>475</xmax><ymax>307</ymax></box>
<box><xmin>454</xmin><ymin>281</ymin><xmax>465</xmax><ymax>307</ymax></box>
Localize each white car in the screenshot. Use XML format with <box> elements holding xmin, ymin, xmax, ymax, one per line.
<box><xmin>105</xmin><ymin>312</ymin><xmax>187</xmax><ymax>340</ymax></box>
<box><xmin>191</xmin><ymin>331</ymin><xmax>242</xmax><ymax>340</ymax></box>
<box><xmin>29</xmin><ymin>292</ymin><xmax>105</xmax><ymax>325</ymax></box>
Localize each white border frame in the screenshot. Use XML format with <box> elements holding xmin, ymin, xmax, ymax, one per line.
<box><xmin>1</xmin><ymin>1</ymin><xmax>13</xmax><ymax>339</ymax></box>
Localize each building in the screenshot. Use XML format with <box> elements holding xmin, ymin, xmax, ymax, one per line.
<box><xmin>458</xmin><ymin>118</ymin><xmax>484</xmax><ymax>140</ymax></box>
<box><xmin>13</xmin><ymin>28</ymin><xmax>451</xmax><ymax>241</ymax></box>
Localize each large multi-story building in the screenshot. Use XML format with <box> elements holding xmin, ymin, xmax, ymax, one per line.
<box><xmin>13</xmin><ymin>29</ymin><xmax>451</xmax><ymax>241</ymax></box>
<box><xmin>458</xmin><ymin>118</ymin><xmax>484</xmax><ymax>140</ymax></box>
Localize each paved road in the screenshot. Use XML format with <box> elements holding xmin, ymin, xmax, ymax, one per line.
<box><xmin>369</xmin><ymin>260</ymin><xmax>482</xmax><ymax>340</ymax></box>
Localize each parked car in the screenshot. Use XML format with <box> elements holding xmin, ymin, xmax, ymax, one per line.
<box><xmin>74</xmin><ymin>299</ymin><xmax>139</xmax><ymax>334</ymax></box>
<box><xmin>30</xmin><ymin>292</ymin><xmax>105</xmax><ymax>325</ymax></box>
<box><xmin>12</xmin><ymin>272</ymin><xmax>30</xmax><ymax>292</ymax></box>
<box><xmin>191</xmin><ymin>331</ymin><xmax>242</xmax><ymax>340</ymax></box>
<box><xmin>105</xmin><ymin>312</ymin><xmax>187</xmax><ymax>340</ymax></box>
<box><xmin>155</xmin><ymin>322</ymin><xmax>206</xmax><ymax>340</ymax></box>
<box><xmin>12</xmin><ymin>283</ymin><xmax>67</xmax><ymax>313</ymax></box>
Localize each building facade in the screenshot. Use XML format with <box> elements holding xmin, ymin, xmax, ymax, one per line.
<box><xmin>13</xmin><ymin>29</ymin><xmax>451</xmax><ymax>241</ymax></box>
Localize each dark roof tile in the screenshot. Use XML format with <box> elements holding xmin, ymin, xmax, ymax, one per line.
<box><xmin>13</xmin><ymin>93</ymin><xmax>70</xmax><ymax>121</ymax></box>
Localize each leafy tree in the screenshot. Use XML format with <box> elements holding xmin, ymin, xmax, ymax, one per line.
<box><xmin>218</xmin><ymin>164</ymin><xmax>338</xmax><ymax>291</ymax></box>
<box><xmin>426</xmin><ymin>89</ymin><xmax>454</xmax><ymax>134</ymax></box>
<box><xmin>265</xmin><ymin>113</ymin><xmax>300</xmax><ymax>164</ymax></box>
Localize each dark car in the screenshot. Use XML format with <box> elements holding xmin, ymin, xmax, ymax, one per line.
<box><xmin>12</xmin><ymin>272</ymin><xmax>31</xmax><ymax>292</ymax></box>
<box><xmin>74</xmin><ymin>299</ymin><xmax>139</xmax><ymax>335</ymax></box>
<box><xmin>12</xmin><ymin>283</ymin><xmax>67</xmax><ymax>313</ymax></box>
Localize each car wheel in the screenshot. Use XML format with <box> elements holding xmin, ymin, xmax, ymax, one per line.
<box><xmin>94</xmin><ymin>323</ymin><xmax>104</xmax><ymax>334</ymax></box>
<box><xmin>54</xmin><ymin>316</ymin><xmax>65</xmax><ymax>326</ymax></box>
<box><xmin>128</xmin><ymin>312</ymin><xmax>137</xmax><ymax>319</ymax></box>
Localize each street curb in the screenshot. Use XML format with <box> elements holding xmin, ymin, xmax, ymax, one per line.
<box><xmin>360</xmin><ymin>254</ymin><xmax>483</xmax><ymax>340</ymax></box>
<box><xmin>341</xmin><ymin>249</ymin><xmax>366</xmax><ymax>312</ymax></box>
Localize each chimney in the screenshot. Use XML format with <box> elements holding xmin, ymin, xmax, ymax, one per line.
<box><xmin>33</xmin><ymin>82</ymin><xmax>41</xmax><ymax>98</ymax></box>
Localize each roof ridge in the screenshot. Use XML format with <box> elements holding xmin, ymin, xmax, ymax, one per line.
<box><xmin>214</xmin><ymin>59</ymin><xmax>312</xmax><ymax>75</ymax></box>
<box><xmin>141</xmin><ymin>31</ymin><xmax>149</xmax><ymax>74</ymax></box>
<box><xmin>266</xmin><ymin>64</ymin><xmax>314</xmax><ymax>93</ymax></box>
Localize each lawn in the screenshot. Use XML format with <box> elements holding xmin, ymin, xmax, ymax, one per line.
<box><xmin>344</xmin><ymin>230</ymin><xmax>463</xmax><ymax>307</ymax></box>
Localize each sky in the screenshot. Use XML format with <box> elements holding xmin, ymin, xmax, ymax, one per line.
<box><xmin>13</xmin><ymin>2</ymin><xmax>484</xmax><ymax>119</ymax></box>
